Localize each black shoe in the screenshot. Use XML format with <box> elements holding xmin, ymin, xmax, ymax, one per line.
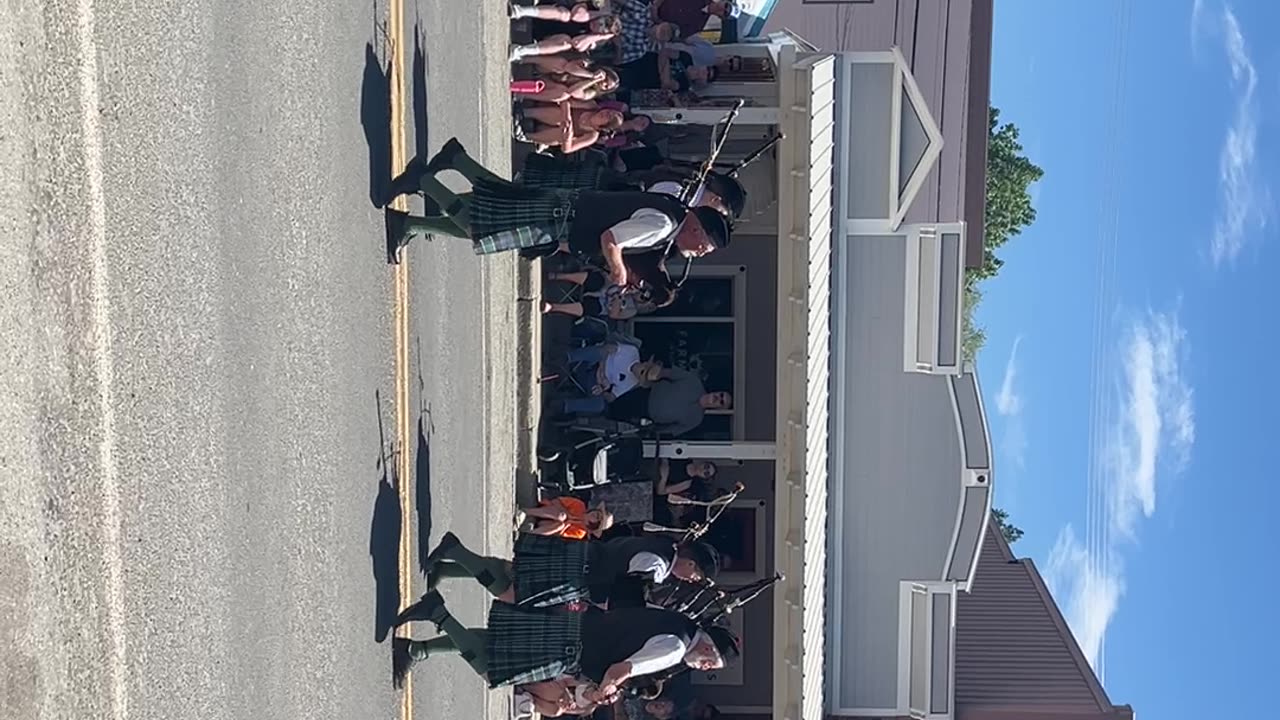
<box><xmin>392</xmin><ymin>637</ymin><xmax>417</xmax><ymax>688</ymax></box>
<box><xmin>383</xmin><ymin>161</ymin><xmax>425</xmax><ymax>205</ymax></box>
<box><xmin>393</xmin><ymin>589</ymin><xmax>447</xmax><ymax>628</ymax></box>
<box><xmin>424</xmin><ymin>531</ymin><xmax>460</xmax><ymax>568</ymax></box>
<box><xmin>427</xmin><ymin>138</ymin><xmax>467</xmax><ymax>174</ymax></box>
<box><xmin>385</xmin><ymin>208</ymin><xmax>411</xmax><ymax>264</ymax></box>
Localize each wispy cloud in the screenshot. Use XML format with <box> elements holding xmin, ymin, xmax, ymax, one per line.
<box><xmin>1044</xmin><ymin>525</ymin><xmax>1123</xmax><ymax>668</ymax></box>
<box><xmin>1190</xmin><ymin>0</ymin><xmax>1206</xmax><ymax>54</ymax></box>
<box><xmin>995</xmin><ymin>337</ymin><xmax>1027</xmax><ymax>469</ymax></box>
<box><xmin>1045</xmin><ymin>309</ymin><xmax>1195</xmax><ymax>670</ymax></box>
<box><xmin>1110</xmin><ymin>311</ymin><xmax>1196</xmax><ymax>536</ymax></box>
<box><xmin>1203</xmin><ymin>2</ymin><xmax>1270</xmax><ymax>265</ymax></box>
<box><xmin>996</xmin><ymin>336</ymin><xmax>1024</xmax><ymax>416</ymax></box>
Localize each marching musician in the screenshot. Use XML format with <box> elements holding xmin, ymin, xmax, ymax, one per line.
<box><xmin>389</xmin><ymin>531</ymin><xmax>720</xmax><ymax>617</ymax></box>
<box><xmin>392</xmin><ymin>592</ymin><xmax>741</xmax><ymax>692</ymax></box>
<box><xmin>382</xmin><ymin>137</ymin><xmax>731</xmax><ymax>269</ymax></box>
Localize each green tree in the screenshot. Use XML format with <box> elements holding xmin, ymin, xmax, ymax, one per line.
<box><xmin>962</xmin><ymin>107</ymin><xmax>1044</xmax><ymax>360</ymax></box>
<box><xmin>992</xmin><ymin>507</ymin><xmax>1024</xmax><ymax>544</ymax></box>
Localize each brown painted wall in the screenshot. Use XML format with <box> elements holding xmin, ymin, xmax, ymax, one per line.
<box><xmin>701</xmin><ymin>232</ymin><xmax>778</xmax><ymax>442</ymax></box>
<box><xmin>766</xmin><ymin>0</ymin><xmax>978</xmax><ymax>227</ymax></box>
<box><xmin>676</xmin><ymin>233</ymin><xmax>778</xmax><ymax>710</ymax></box>
<box><xmin>683</xmin><ymin>459</ymin><xmax>775</xmax><ymax>709</ymax></box>
<box><xmin>955</xmin><ymin>524</ymin><xmax>1133</xmax><ymax>720</ymax></box>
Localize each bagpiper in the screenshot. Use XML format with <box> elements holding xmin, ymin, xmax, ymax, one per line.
<box><xmin>381</xmin><ymin>138</ymin><xmax>730</xmax><ymax>273</ymax></box>
<box><xmin>392</xmin><ymin>592</ymin><xmax>741</xmax><ymax>692</ymax></box>
<box><xmin>391</xmin><ymin>532</ymin><xmax>720</xmax><ymax>616</ymax></box>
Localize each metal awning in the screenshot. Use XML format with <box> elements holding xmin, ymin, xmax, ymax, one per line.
<box><xmin>773</xmin><ymin>47</ymin><xmax>836</xmax><ymax>720</ymax></box>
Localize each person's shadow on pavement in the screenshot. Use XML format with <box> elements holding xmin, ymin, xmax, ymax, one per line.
<box><xmin>411</xmin><ymin>24</ymin><xmax>430</xmax><ymax>159</ymax></box>
<box><xmin>369</xmin><ymin>390</ymin><xmax>402</xmax><ymax>643</ymax></box>
<box><xmin>414</xmin><ymin>338</ymin><xmax>435</xmax><ymax>573</ymax></box>
<box><xmin>360</xmin><ymin>42</ymin><xmax>392</xmax><ymax>208</ymax></box>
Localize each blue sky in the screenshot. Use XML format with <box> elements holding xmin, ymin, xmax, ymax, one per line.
<box><xmin>977</xmin><ymin>0</ymin><xmax>1279</xmax><ymax>717</ymax></box>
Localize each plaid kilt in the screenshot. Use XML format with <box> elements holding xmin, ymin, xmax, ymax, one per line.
<box><xmin>512</xmin><ymin>533</ymin><xmax>592</xmax><ymax>608</ymax></box>
<box><xmin>485</xmin><ymin>601</ymin><xmax>584</xmax><ymax>688</ymax></box>
<box><xmin>469</xmin><ymin>177</ymin><xmax>579</xmax><ymax>255</ymax></box>
<box><xmin>517</xmin><ymin>153</ymin><xmax>607</xmax><ymax>191</ymax></box>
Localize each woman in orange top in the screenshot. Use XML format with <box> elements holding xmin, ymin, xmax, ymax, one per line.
<box><xmin>517</xmin><ymin>496</ymin><xmax>615</xmax><ymax>540</ymax></box>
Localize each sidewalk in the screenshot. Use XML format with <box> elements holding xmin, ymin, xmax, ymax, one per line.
<box><xmin>402</xmin><ymin>2</ymin><xmax>539</xmax><ymax>720</ymax></box>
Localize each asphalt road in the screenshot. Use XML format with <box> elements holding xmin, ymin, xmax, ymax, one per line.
<box><xmin>0</xmin><ymin>0</ymin><xmax>514</xmax><ymax>718</ymax></box>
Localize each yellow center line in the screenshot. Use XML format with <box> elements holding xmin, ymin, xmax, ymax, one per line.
<box><xmin>387</xmin><ymin>0</ymin><xmax>413</xmax><ymax>717</ymax></box>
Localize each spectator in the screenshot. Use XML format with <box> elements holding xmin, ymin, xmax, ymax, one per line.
<box><xmin>650</xmin><ymin>0</ymin><xmax>741</xmax><ymax>41</ymax></box>
<box><xmin>608</xmin><ymin>366</ymin><xmax>732</xmax><ymax>437</ymax></box>
<box><xmin>517</xmin><ymin>496</ymin><xmax>615</xmax><ymax>540</ymax></box>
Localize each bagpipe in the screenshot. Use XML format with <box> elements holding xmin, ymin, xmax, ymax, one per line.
<box><xmin>641</xmin><ymin>480</ymin><xmax>745</xmax><ymax>543</ymax></box>
<box><xmin>632</xmin><ymin>100</ymin><xmax>786</xmax><ymax>300</ymax></box>
<box><xmin>576</xmin><ymin>102</ymin><xmax>786</xmax><ymax>312</ymax></box>
<box><xmin>617</xmin><ymin>480</ymin><xmax>784</xmax><ymax>699</ymax></box>
<box><xmin>624</xmin><ymin>571</ymin><xmax>785</xmax><ymax>700</ymax></box>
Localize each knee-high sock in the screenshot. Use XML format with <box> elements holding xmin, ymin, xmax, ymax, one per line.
<box><xmin>437</xmin><ymin>615</ymin><xmax>490</xmax><ymax>675</ymax></box>
<box><xmin>449</xmin><ymin>151</ymin><xmax>506</xmax><ymax>186</ymax></box>
<box><xmin>436</xmin><ymin>544</ymin><xmax>513</xmax><ymax>597</ymax></box>
<box><xmin>402</xmin><ymin>214</ymin><xmax>469</xmax><ymax>238</ymax></box>
<box><xmin>417</xmin><ymin>176</ymin><xmax>473</xmax><ymax>231</ymax></box>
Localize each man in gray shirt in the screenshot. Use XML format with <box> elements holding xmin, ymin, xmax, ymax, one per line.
<box><xmin>609</xmin><ymin>366</ymin><xmax>732</xmax><ymax>437</ymax></box>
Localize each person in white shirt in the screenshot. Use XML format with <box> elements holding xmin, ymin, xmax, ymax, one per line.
<box><xmin>383</xmin><ymin>138</ymin><xmax>732</xmax><ymax>270</ymax></box>
<box><xmin>558</xmin><ymin>341</ymin><xmax>662</xmax><ymax>416</ymax></box>
<box><xmin>392</xmin><ymin>594</ymin><xmax>741</xmax><ymax>692</ymax></box>
<box><xmin>392</xmin><ymin>534</ymin><xmax>721</xmax><ymax>629</ymax></box>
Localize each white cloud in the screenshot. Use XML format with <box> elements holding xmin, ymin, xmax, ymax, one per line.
<box><xmin>1190</xmin><ymin>0</ymin><xmax>1206</xmax><ymax>53</ymax></box>
<box><xmin>1209</xmin><ymin>4</ymin><xmax>1270</xmax><ymax>265</ymax></box>
<box><xmin>996</xmin><ymin>336</ymin><xmax>1024</xmax><ymax>416</ymax></box>
<box><xmin>1109</xmin><ymin>310</ymin><xmax>1196</xmax><ymax>536</ymax></box>
<box><xmin>1044</xmin><ymin>310</ymin><xmax>1195</xmax><ymax>670</ymax></box>
<box><xmin>1045</xmin><ymin>525</ymin><xmax>1123</xmax><ymax>669</ymax></box>
<box><xmin>995</xmin><ymin>337</ymin><xmax>1027</xmax><ymax>469</ymax></box>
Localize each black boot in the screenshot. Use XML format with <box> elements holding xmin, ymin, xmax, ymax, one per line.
<box><xmin>424</xmin><ymin>531</ymin><xmax>461</xmax><ymax>567</ymax></box>
<box><xmin>392</xmin><ymin>637</ymin><xmax>431</xmax><ymax>688</ymax></box>
<box><xmin>386</xmin><ymin>208</ymin><xmax>411</xmax><ymax>264</ymax></box>
<box><xmin>428</xmin><ymin>138</ymin><xmax>466</xmax><ymax>173</ymax></box>
<box><xmin>383</xmin><ymin>157</ymin><xmax>427</xmax><ymax>204</ymax></box>
<box><xmin>393</xmin><ymin>589</ymin><xmax>448</xmax><ymax>628</ymax></box>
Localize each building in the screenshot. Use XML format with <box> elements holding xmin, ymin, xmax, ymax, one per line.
<box><xmin>955</xmin><ymin>522</ymin><xmax>1137</xmax><ymax>720</ymax></box>
<box><xmin>608</xmin><ymin>3</ymin><xmax>1120</xmax><ymax>720</ymax></box>
<box><xmin>620</xmin><ymin>1</ymin><xmax>992</xmax><ymax>719</ymax></box>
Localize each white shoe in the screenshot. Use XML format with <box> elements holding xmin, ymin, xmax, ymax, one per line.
<box><xmin>514</xmin><ymin>691</ymin><xmax>535</xmax><ymax>719</ymax></box>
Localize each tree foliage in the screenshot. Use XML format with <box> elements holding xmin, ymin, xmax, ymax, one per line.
<box><xmin>992</xmin><ymin>507</ymin><xmax>1024</xmax><ymax>545</ymax></box>
<box><xmin>962</xmin><ymin>107</ymin><xmax>1045</xmax><ymax>360</ymax></box>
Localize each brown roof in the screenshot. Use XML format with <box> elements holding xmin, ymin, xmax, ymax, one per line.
<box><xmin>963</xmin><ymin>0</ymin><xmax>994</xmax><ymax>269</ymax></box>
<box><xmin>954</xmin><ymin>519</ymin><xmax>1134</xmax><ymax>720</ymax></box>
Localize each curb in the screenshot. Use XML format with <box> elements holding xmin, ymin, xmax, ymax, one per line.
<box><xmin>514</xmin><ymin>267</ymin><xmax>542</xmax><ymax>509</ymax></box>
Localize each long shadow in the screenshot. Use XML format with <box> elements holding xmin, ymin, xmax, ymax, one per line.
<box><xmin>411</xmin><ymin>26</ymin><xmax>430</xmax><ymax>158</ymax></box>
<box><xmin>369</xmin><ymin>390</ymin><xmax>402</xmax><ymax>643</ymax></box>
<box><xmin>360</xmin><ymin>43</ymin><xmax>392</xmax><ymax>208</ymax></box>
<box><xmin>414</xmin><ymin>337</ymin><xmax>435</xmax><ymax>573</ymax></box>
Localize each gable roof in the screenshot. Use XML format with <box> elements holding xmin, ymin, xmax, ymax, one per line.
<box><xmin>954</xmin><ymin>519</ymin><xmax>1134</xmax><ymax>720</ymax></box>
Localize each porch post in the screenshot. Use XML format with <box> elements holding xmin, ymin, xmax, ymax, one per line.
<box><xmin>641</xmin><ymin>441</ymin><xmax>777</xmax><ymax>460</ymax></box>
<box><xmin>645</xmin><ymin>107</ymin><xmax>780</xmax><ymax>125</ymax></box>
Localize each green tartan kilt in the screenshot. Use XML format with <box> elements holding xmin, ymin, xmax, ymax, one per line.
<box><xmin>512</xmin><ymin>534</ymin><xmax>592</xmax><ymax>608</ymax></box>
<box><xmin>485</xmin><ymin>601</ymin><xmax>584</xmax><ymax>688</ymax></box>
<box><xmin>469</xmin><ymin>177</ymin><xmax>578</xmax><ymax>255</ymax></box>
<box><xmin>518</xmin><ymin>154</ymin><xmax>608</xmax><ymax>191</ymax></box>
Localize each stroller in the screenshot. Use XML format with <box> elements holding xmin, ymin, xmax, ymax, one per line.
<box><xmin>538</xmin><ymin>419</ymin><xmax>649</xmax><ymax>493</ymax></box>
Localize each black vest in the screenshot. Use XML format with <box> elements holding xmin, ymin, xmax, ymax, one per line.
<box><xmin>567</xmin><ymin>191</ymin><xmax>688</xmax><ymax>257</ymax></box>
<box><xmin>578</xmin><ymin>607</ymin><xmax>699</xmax><ymax>682</ymax></box>
<box><xmin>587</xmin><ymin>536</ymin><xmax>679</xmax><ymax>588</ymax></box>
